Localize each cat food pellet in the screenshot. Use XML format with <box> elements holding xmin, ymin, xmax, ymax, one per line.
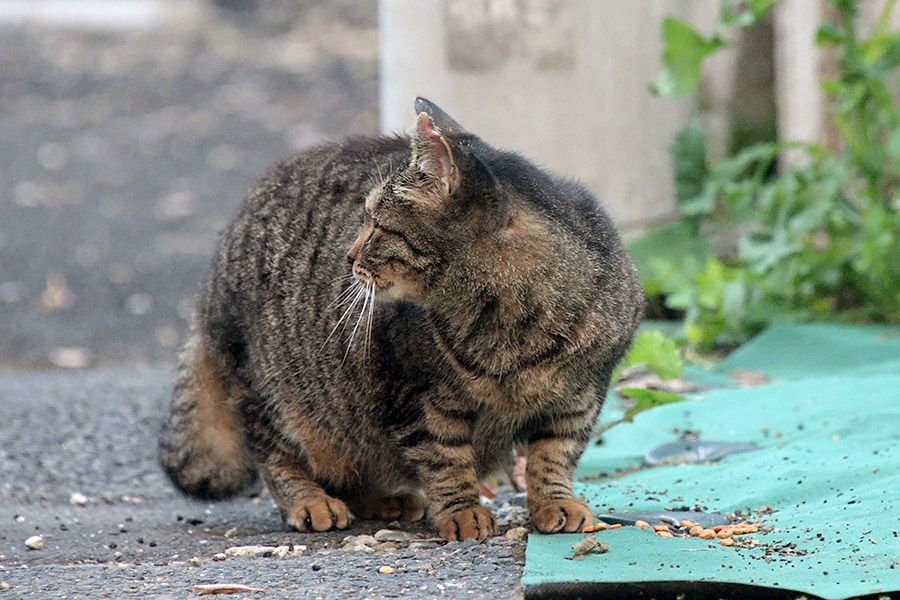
<box><xmin>581</xmin><ymin>522</ymin><xmax>607</xmax><ymax>533</ymax></box>
<box><xmin>689</xmin><ymin>525</ymin><xmax>704</xmax><ymax>536</ymax></box>
<box><xmin>743</xmin><ymin>525</ymin><xmax>759</xmax><ymax>533</ymax></box>
<box><xmin>378</xmin><ymin>566</ymin><xmax>395</xmax><ymax>574</ymax></box>
<box><xmin>651</xmin><ymin>525</ymin><xmax>669</xmax><ymax>532</ymax></box>
<box><xmin>657</xmin><ymin>531</ymin><xmax>673</xmax><ymax>538</ymax></box>
<box><xmin>717</xmin><ymin>529</ymin><xmax>733</xmax><ymax>539</ymax></box>
<box><xmin>712</xmin><ymin>525</ymin><xmax>730</xmax><ymax>532</ymax></box>
<box><xmin>719</xmin><ymin>538</ymin><xmax>735</xmax><ymax>546</ymax></box>
<box><xmin>634</xmin><ymin>520</ymin><xmax>650</xmax><ymax>529</ymax></box>
<box><xmin>699</xmin><ymin>529</ymin><xmax>716</xmax><ymax>539</ymax></box>
<box><xmin>680</xmin><ymin>520</ymin><xmax>695</xmax><ymax>528</ymax></box>
<box><xmin>608</xmin><ymin>524</ymin><xmax>622</xmax><ymax>529</ymax></box>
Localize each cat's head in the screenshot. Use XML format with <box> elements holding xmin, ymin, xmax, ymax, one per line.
<box><xmin>347</xmin><ymin>102</ymin><xmax>504</xmax><ymax>303</ymax></box>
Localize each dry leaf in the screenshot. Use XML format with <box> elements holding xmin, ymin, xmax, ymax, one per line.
<box><xmin>193</xmin><ymin>584</ymin><xmax>268</xmax><ymax>596</ymax></box>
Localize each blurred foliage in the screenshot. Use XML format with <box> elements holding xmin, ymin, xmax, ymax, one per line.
<box><xmin>638</xmin><ymin>0</ymin><xmax>900</xmax><ymax>350</ymax></box>
<box><xmin>598</xmin><ymin>331</ymin><xmax>687</xmax><ymax>435</ymax></box>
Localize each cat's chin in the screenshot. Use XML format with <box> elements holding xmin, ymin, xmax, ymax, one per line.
<box><xmin>374</xmin><ymin>280</ymin><xmax>421</xmax><ymax>303</ymax></box>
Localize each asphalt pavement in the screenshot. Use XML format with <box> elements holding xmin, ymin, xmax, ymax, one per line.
<box><xmin>0</xmin><ymin>2</ymin><xmax>526</xmax><ymax>598</ymax></box>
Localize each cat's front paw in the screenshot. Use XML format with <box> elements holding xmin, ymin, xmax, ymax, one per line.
<box><xmin>285</xmin><ymin>495</ymin><xmax>351</xmax><ymax>531</ymax></box>
<box><xmin>531</xmin><ymin>499</ymin><xmax>593</xmax><ymax>533</ymax></box>
<box><xmin>435</xmin><ymin>506</ymin><xmax>498</xmax><ymax>541</ymax></box>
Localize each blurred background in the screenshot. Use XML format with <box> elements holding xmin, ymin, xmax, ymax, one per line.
<box><xmin>1</xmin><ymin>0</ymin><xmax>897</xmax><ymax>369</ymax></box>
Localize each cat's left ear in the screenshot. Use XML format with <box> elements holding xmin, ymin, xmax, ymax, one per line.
<box><xmin>411</xmin><ymin>112</ymin><xmax>459</xmax><ymax>196</ymax></box>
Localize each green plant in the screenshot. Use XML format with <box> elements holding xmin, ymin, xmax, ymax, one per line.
<box><xmin>639</xmin><ymin>0</ymin><xmax>900</xmax><ymax>349</ymax></box>
<box><xmin>596</xmin><ymin>331</ymin><xmax>687</xmax><ymax>436</ymax></box>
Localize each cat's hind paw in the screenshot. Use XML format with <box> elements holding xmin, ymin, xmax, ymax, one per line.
<box><xmin>436</xmin><ymin>506</ymin><xmax>497</xmax><ymax>541</ymax></box>
<box><xmin>285</xmin><ymin>496</ymin><xmax>351</xmax><ymax>531</ymax></box>
<box><xmin>531</xmin><ymin>499</ymin><xmax>593</xmax><ymax>533</ymax></box>
<box><xmin>347</xmin><ymin>492</ymin><xmax>426</xmax><ymax>522</ymax></box>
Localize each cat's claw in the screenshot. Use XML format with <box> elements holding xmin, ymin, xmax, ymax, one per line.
<box><xmin>285</xmin><ymin>496</ymin><xmax>352</xmax><ymax>531</ymax></box>
<box><xmin>436</xmin><ymin>506</ymin><xmax>498</xmax><ymax>541</ymax></box>
<box><xmin>531</xmin><ymin>498</ymin><xmax>594</xmax><ymax>533</ymax></box>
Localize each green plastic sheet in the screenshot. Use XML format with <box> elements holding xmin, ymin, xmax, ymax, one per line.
<box><xmin>523</xmin><ymin>324</ymin><xmax>900</xmax><ymax>599</ymax></box>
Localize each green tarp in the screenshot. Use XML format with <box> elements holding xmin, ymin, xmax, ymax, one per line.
<box><xmin>523</xmin><ymin>324</ymin><xmax>900</xmax><ymax>599</ymax></box>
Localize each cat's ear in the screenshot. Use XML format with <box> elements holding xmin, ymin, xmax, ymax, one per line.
<box><xmin>411</xmin><ymin>112</ymin><xmax>459</xmax><ymax>196</ymax></box>
<box><xmin>414</xmin><ymin>97</ymin><xmax>468</xmax><ymax>135</ymax></box>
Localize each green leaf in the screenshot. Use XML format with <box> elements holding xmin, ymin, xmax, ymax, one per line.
<box><xmin>672</xmin><ymin>119</ymin><xmax>709</xmax><ymax>220</ymax></box>
<box><xmin>887</xmin><ymin>128</ymin><xmax>900</xmax><ymax>162</ymax></box>
<box><xmin>816</xmin><ymin>23</ymin><xmax>844</xmax><ymax>46</ymax></box>
<box><xmin>653</xmin><ymin>18</ymin><xmax>724</xmax><ymax>99</ymax></box>
<box><xmin>621</xmin><ymin>331</ymin><xmax>683</xmax><ymax>380</ymax></box>
<box><xmin>720</xmin><ymin>0</ymin><xmax>776</xmax><ymax>27</ymax></box>
<box><xmin>619</xmin><ymin>388</ymin><xmax>687</xmax><ymax>422</ymax></box>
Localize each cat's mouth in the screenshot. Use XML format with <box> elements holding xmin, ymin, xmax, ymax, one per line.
<box><xmin>352</xmin><ymin>263</ymin><xmax>391</xmax><ymax>294</ymax></box>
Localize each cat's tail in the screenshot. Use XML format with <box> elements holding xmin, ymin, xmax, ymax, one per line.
<box><xmin>158</xmin><ymin>330</ymin><xmax>258</xmax><ymax>499</ymax></box>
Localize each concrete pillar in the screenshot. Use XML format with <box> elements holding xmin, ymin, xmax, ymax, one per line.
<box><xmin>379</xmin><ymin>0</ymin><xmax>696</xmax><ymax>234</ymax></box>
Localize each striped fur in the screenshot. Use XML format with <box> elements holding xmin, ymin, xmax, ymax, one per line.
<box><xmin>159</xmin><ymin>103</ymin><xmax>643</xmax><ymax>540</ymax></box>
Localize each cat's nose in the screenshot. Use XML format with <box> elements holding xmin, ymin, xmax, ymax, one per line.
<box><xmin>346</xmin><ymin>252</ymin><xmax>356</xmax><ymax>266</ymax></box>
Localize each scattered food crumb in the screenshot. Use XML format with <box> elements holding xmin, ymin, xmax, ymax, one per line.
<box><xmin>580</xmin><ymin>522</ymin><xmax>607</xmax><ymax>533</ymax></box>
<box><xmin>378</xmin><ymin>566</ymin><xmax>395</xmax><ymax>574</ymax></box>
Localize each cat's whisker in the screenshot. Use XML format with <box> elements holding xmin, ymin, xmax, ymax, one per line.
<box><xmin>328</xmin><ymin>280</ymin><xmax>361</xmax><ymax>309</ymax></box>
<box><xmin>343</xmin><ymin>283</ymin><xmax>371</xmax><ymax>364</ymax></box>
<box><xmin>330</xmin><ymin>273</ymin><xmax>356</xmax><ymax>284</ymax></box>
<box><xmin>365</xmin><ymin>280</ymin><xmax>376</xmax><ymax>362</ymax></box>
<box><xmin>321</xmin><ymin>284</ymin><xmax>365</xmax><ymax>352</ymax></box>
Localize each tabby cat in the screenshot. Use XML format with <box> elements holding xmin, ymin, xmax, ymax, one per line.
<box><xmin>159</xmin><ymin>98</ymin><xmax>643</xmax><ymax>541</ymax></box>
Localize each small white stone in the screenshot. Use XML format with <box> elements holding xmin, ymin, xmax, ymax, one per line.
<box><xmin>212</xmin><ymin>553</ymin><xmax>227</xmax><ymax>561</ymax></box>
<box><xmin>48</xmin><ymin>347</ymin><xmax>90</xmax><ymax>369</ymax></box>
<box><xmin>224</xmin><ymin>545</ymin><xmax>280</xmax><ymax>558</ymax></box>
<box><xmin>25</xmin><ymin>536</ymin><xmax>44</xmax><ymax>550</ymax></box>
<box><xmin>69</xmin><ymin>492</ymin><xmax>88</xmax><ymax>506</ymax></box>
<box><xmin>374</xmin><ymin>529</ymin><xmax>416</xmax><ymax>543</ymax></box>
<box><xmin>503</xmin><ymin>526</ymin><xmax>529</xmax><ymax>542</ymax></box>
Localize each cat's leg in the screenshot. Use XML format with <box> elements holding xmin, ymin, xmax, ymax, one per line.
<box><xmin>403</xmin><ymin>399</ymin><xmax>498</xmax><ymax>541</ymax></box>
<box><xmin>525</xmin><ymin>394</ymin><xmax>602</xmax><ymax>533</ymax></box>
<box><xmin>257</xmin><ymin>449</ymin><xmax>352</xmax><ymax>532</ymax></box>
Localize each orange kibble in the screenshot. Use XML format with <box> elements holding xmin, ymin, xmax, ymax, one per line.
<box><xmin>719</xmin><ymin>538</ymin><xmax>735</xmax><ymax>547</ymax></box>
<box><xmin>651</xmin><ymin>525</ymin><xmax>669</xmax><ymax>532</ymax></box>
<box><xmin>689</xmin><ymin>525</ymin><xmax>704</xmax><ymax>536</ymax></box>
<box><xmin>699</xmin><ymin>529</ymin><xmax>716</xmax><ymax>539</ymax></box>
<box><xmin>717</xmin><ymin>529</ymin><xmax>733</xmax><ymax>539</ymax></box>
<box><xmin>634</xmin><ymin>520</ymin><xmax>650</xmax><ymax>529</ymax></box>
<box><xmin>657</xmin><ymin>531</ymin><xmax>674</xmax><ymax>538</ymax></box>
<box><xmin>744</xmin><ymin>525</ymin><xmax>758</xmax><ymax>533</ymax></box>
<box><xmin>680</xmin><ymin>520</ymin><xmax>695</xmax><ymax>528</ymax></box>
<box><xmin>608</xmin><ymin>524</ymin><xmax>622</xmax><ymax>529</ymax></box>
<box><xmin>712</xmin><ymin>525</ymin><xmax>730</xmax><ymax>533</ymax></box>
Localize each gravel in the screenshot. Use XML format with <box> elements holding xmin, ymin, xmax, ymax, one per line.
<box><xmin>0</xmin><ymin>367</ymin><xmax>526</xmax><ymax>599</ymax></box>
